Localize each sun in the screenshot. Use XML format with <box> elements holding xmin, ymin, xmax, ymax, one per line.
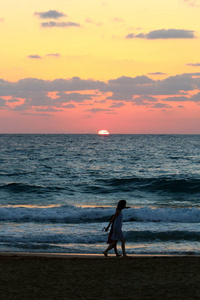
<box><xmin>98</xmin><ymin>129</ymin><xmax>110</xmax><ymax>135</ymax></box>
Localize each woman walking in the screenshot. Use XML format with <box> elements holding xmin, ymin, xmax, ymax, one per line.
<box><xmin>103</xmin><ymin>200</ymin><xmax>130</xmax><ymax>257</ymax></box>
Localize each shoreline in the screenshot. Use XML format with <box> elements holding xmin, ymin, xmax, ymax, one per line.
<box><xmin>1</xmin><ymin>251</ymin><xmax>200</xmax><ymax>258</ymax></box>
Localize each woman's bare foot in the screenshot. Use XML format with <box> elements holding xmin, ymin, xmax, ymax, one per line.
<box><xmin>103</xmin><ymin>251</ymin><xmax>108</xmax><ymax>257</ymax></box>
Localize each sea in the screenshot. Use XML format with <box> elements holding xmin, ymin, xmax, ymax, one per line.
<box><xmin>0</xmin><ymin>134</ymin><xmax>200</xmax><ymax>255</ymax></box>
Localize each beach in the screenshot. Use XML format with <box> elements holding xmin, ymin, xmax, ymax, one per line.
<box><xmin>0</xmin><ymin>254</ymin><xmax>200</xmax><ymax>300</ymax></box>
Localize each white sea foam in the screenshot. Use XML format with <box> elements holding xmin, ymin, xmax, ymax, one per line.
<box><xmin>125</xmin><ymin>207</ymin><xmax>200</xmax><ymax>223</ymax></box>
<box><xmin>0</xmin><ymin>205</ymin><xmax>200</xmax><ymax>223</ymax></box>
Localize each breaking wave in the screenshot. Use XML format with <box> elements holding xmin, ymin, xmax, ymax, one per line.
<box><xmin>0</xmin><ymin>205</ymin><xmax>200</xmax><ymax>223</ymax></box>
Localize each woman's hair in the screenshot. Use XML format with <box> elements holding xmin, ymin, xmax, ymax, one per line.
<box><xmin>117</xmin><ymin>200</ymin><xmax>126</xmax><ymax>211</ymax></box>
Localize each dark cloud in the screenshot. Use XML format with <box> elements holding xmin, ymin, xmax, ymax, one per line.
<box><xmin>103</xmin><ymin>73</ymin><xmax>200</xmax><ymax>100</ymax></box>
<box><xmin>148</xmin><ymin>72</ymin><xmax>167</xmax><ymax>75</ymax></box>
<box><xmin>1</xmin><ymin>77</ymin><xmax>105</xmax><ymax>94</ymax></box>
<box><xmin>126</xmin><ymin>29</ymin><xmax>195</xmax><ymax>39</ymax></box>
<box><xmin>62</xmin><ymin>104</ymin><xmax>76</xmax><ymax>108</ymax></box>
<box><xmin>1</xmin><ymin>73</ymin><xmax>200</xmax><ymax>113</ymax></box>
<box><xmin>160</xmin><ymin>92</ymin><xmax>200</xmax><ymax>103</ymax></box>
<box><xmin>132</xmin><ymin>97</ymin><xmax>149</xmax><ymax>106</ymax></box>
<box><xmin>109</xmin><ymin>102</ymin><xmax>125</xmax><ymax>108</ymax></box>
<box><xmin>0</xmin><ymin>98</ymin><xmax>7</xmax><ymax>108</ymax></box>
<box><xmin>35</xmin><ymin>107</ymin><xmax>63</xmax><ymax>112</ymax></box>
<box><xmin>186</xmin><ymin>63</ymin><xmax>200</xmax><ymax>67</ymax></box>
<box><xmin>184</xmin><ymin>72</ymin><xmax>200</xmax><ymax>76</ymax></box>
<box><xmin>28</xmin><ymin>55</ymin><xmax>42</xmax><ymax>59</ymax></box>
<box><xmin>41</xmin><ymin>21</ymin><xmax>80</xmax><ymax>28</ymax></box>
<box><xmin>0</xmin><ymin>77</ymin><xmax>105</xmax><ymax>111</ymax></box>
<box><xmin>190</xmin><ymin>92</ymin><xmax>200</xmax><ymax>101</ymax></box>
<box><xmin>151</xmin><ymin>103</ymin><xmax>172</xmax><ymax>108</ymax></box>
<box><xmin>46</xmin><ymin>53</ymin><xmax>60</xmax><ymax>57</ymax></box>
<box><xmin>56</xmin><ymin>92</ymin><xmax>94</xmax><ymax>102</ymax></box>
<box><xmin>1</xmin><ymin>74</ymin><xmax>199</xmax><ymax>100</ymax></box>
<box><xmin>28</xmin><ymin>54</ymin><xmax>61</xmax><ymax>59</ymax></box>
<box><xmin>163</xmin><ymin>96</ymin><xmax>190</xmax><ymax>102</ymax></box>
<box><xmin>97</xmin><ymin>73</ymin><xmax>200</xmax><ymax>108</ymax></box>
<box><xmin>12</xmin><ymin>103</ymin><xmax>30</xmax><ymax>111</ymax></box>
<box><xmin>7</xmin><ymin>98</ymin><xmax>20</xmax><ymax>103</ymax></box>
<box><xmin>133</xmin><ymin>96</ymin><xmax>158</xmax><ymax>106</ymax></box>
<box><xmin>107</xmin><ymin>92</ymin><xmax>133</xmax><ymax>101</ymax></box>
<box><xmin>108</xmin><ymin>75</ymin><xmax>154</xmax><ymax>85</ymax></box>
<box><xmin>34</xmin><ymin>10</ymin><xmax>66</xmax><ymax>19</ymax></box>
<box><xmin>125</xmin><ymin>33</ymin><xmax>135</xmax><ymax>39</ymax></box>
<box><xmin>86</xmin><ymin>108</ymin><xmax>114</xmax><ymax>113</ymax></box>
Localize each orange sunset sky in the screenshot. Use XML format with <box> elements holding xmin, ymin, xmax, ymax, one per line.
<box><xmin>1</xmin><ymin>0</ymin><xmax>200</xmax><ymax>134</ymax></box>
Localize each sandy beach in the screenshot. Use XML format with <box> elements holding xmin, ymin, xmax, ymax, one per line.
<box><xmin>0</xmin><ymin>254</ymin><xmax>200</xmax><ymax>300</ymax></box>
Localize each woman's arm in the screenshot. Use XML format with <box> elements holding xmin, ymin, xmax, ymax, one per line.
<box><xmin>105</xmin><ymin>210</ymin><xmax>120</xmax><ymax>232</ymax></box>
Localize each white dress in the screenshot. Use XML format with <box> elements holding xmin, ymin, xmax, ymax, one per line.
<box><xmin>111</xmin><ymin>211</ymin><xmax>125</xmax><ymax>241</ymax></box>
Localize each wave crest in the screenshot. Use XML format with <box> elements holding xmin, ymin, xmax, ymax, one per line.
<box><xmin>0</xmin><ymin>205</ymin><xmax>200</xmax><ymax>223</ymax></box>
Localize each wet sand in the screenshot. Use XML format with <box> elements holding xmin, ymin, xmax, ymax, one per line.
<box><xmin>0</xmin><ymin>253</ymin><xmax>200</xmax><ymax>300</ymax></box>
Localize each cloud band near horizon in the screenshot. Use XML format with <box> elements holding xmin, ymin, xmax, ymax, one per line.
<box><xmin>1</xmin><ymin>73</ymin><xmax>200</xmax><ymax>114</ymax></box>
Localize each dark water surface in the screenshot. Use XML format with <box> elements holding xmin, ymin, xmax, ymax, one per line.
<box><xmin>0</xmin><ymin>134</ymin><xmax>200</xmax><ymax>254</ymax></box>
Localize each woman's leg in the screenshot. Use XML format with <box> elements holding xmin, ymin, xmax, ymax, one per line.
<box><xmin>103</xmin><ymin>240</ymin><xmax>117</xmax><ymax>256</ymax></box>
<box><xmin>121</xmin><ymin>239</ymin><xmax>127</xmax><ymax>257</ymax></box>
<box><xmin>114</xmin><ymin>242</ymin><xmax>121</xmax><ymax>257</ymax></box>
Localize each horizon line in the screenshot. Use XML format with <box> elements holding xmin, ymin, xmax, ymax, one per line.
<box><xmin>0</xmin><ymin>133</ymin><xmax>200</xmax><ymax>135</ymax></box>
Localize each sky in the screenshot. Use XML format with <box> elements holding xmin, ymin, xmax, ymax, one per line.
<box><xmin>1</xmin><ymin>0</ymin><xmax>200</xmax><ymax>134</ymax></box>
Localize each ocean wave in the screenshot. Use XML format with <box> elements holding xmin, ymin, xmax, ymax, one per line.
<box><xmin>0</xmin><ymin>183</ymin><xmax>65</xmax><ymax>193</ymax></box>
<box><xmin>0</xmin><ymin>171</ymin><xmax>35</xmax><ymax>177</ymax></box>
<box><xmin>0</xmin><ymin>232</ymin><xmax>106</xmax><ymax>244</ymax></box>
<box><xmin>0</xmin><ymin>205</ymin><xmax>200</xmax><ymax>223</ymax></box>
<box><xmin>1</xmin><ymin>177</ymin><xmax>200</xmax><ymax>196</ymax></box>
<box><xmin>1</xmin><ymin>230</ymin><xmax>200</xmax><ymax>246</ymax></box>
<box><xmin>125</xmin><ymin>230</ymin><xmax>200</xmax><ymax>242</ymax></box>
<box><xmin>98</xmin><ymin>177</ymin><xmax>200</xmax><ymax>194</ymax></box>
<box><xmin>0</xmin><ymin>205</ymin><xmax>112</xmax><ymax>223</ymax></box>
<box><xmin>125</xmin><ymin>206</ymin><xmax>200</xmax><ymax>223</ymax></box>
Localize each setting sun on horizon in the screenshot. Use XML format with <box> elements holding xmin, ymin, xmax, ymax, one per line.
<box><xmin>0</xmin><ymin>0</ymin><xmax>200</xmax><ymax>134</ymax></box>
<box><xmin>98</xmin><ymin>130</ymin><xmax>110</xmax><ymax>135</ymax></box>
